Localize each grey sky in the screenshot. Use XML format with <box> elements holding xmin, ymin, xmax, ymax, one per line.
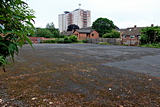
<box><xmin>26</xmin><ymin>0</ymin><xmax>160</xmax><ymax>29</ymax></box>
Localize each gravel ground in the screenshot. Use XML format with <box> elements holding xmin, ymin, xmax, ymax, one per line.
<box><xmin>0</xmin><ymin>44</ymin><xmax>160</xmax><ymax>107</ymax></box>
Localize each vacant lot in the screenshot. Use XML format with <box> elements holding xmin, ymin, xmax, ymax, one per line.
<box><xmin>0</xmin><ymin>44</ymin><xmax>160</xmax><ymax>106</ymax></box>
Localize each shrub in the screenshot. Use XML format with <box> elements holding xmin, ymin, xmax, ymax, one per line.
<box><xmin>59</xmin><ymin>35</ymin><xmax>65</xmax><ymax>38</ymax></box>
<box><xmin>139</xmin><ymin>43</ymin><xmax>160</xmax><ymax>48</ymax></box>
<box><xmin>55</xmin><ymin>38</ymin><xmax>65</xmax><ymax>43</ymax></box>
<box><xmin>69</xmin><ymin>35</ymin><xmax>78</xmax><ymax>43</ymax></box>
<box><xmin>43</xmin><ymin>40</ymin><xmax>56</xmax><ymax>43</ymax></box>
<box><xmin>64</xmin><ymin>36</ymin><xmax>71</xmax><ymax>43</ymax></box>
<box><xmin>81</xmin><ymin>39</ymin><xmax>87</xmax><ymax>43</ymax></box>
<box><xmin>102</xmin><ymin>30</ymin><xmax>120</xmax><ymax>38</ymax></box>
<box><xmin>42</xmin><ymin>35</ymin><xmax>79</xmax><ymax>44</ymax></box>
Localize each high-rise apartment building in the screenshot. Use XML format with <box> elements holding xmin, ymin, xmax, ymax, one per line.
<box><xmin>58</xmin><ymin>8</ymin><xmax>91</xmax><ymax>32</ymax></box>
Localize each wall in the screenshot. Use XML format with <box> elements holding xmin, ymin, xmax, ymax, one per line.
<box><xmin>122</xmin><ymin>35</ymin><xmax>140</xmax><ymax>46</ymax></box>
<box><xmin>74</xmin><ymin>30</ymin><xmax>99</xmax><ymax>40</ymax></box>
<box><xmin>90</xmin><ymin>31</ymin><xmax>99</xmax><ymax>39</ymax></box>
<box><xmin>86</xmin><ymin>38</ymin><xmax>121</xmax><ymax>45</ymax></box>
<box><xmin>28</xmin><ymin>37</ymin><xmax>55</xmax><ymax>43</ymax></box>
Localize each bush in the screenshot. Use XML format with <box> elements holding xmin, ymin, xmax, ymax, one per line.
<box><xmin>139</xmin><ymin>43</ymin><xmax>160</xmax><ymax>48</ymax></box>
<box><xmin>59</xmin><ymin>35</ymin><xmax>65</xmax><ymax>38</ymax></box>
<box><xmin>43</xmin><ymin>40</ymin><xmax>56</xmax><ymax>43</ymax></box>
<box><xmin>64</xmin><ymin>36</ymin><xmax>71</xmax><ymax>43</ymax></box>
<box><xmin>81</xmin><ymin>39</ymin><xmax>87</xmax><ymax>43</ymax></box>
<box><xmin>102</xmin><ymin>30</ymin><xmax>120</xmax><ymax>38</ymax></box>
<box><xmin>55</xmin><ymin>38</ymin><xmax>64</xmax><ymax>43</ymax></box>
<box><xmin>42</xmin><ymin>35</ymin><xmax>79</xmax><ymax>44</ymax></box>
<box><xmin>69</xmin><ymin>35</ymin><xmax>78</xmax><ymax>43</ymax></box>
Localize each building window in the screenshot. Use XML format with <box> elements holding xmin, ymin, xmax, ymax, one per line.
<box><xmin>130</xmin><ymin>35</ymin><xmax>135</xmax><ymax>39</ymax></box>
<box><xmin>92</xmin><ymin>34</ymin><xmax>94</xmax><ymax>36</ymax></box>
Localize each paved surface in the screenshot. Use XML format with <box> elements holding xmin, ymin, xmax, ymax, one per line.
<box><xmin>0</xmin><ymin>44</ymin><xmax>160</xmax><ymax>106</ymax></box>
<box><xmin>41</xmin><ymin>44</ymin><xmax>160</xmax><ymax>77</ymax></box>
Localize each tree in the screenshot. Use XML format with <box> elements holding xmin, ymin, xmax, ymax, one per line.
<box><xmin>46</xmin><ymin>22</ymin><xmax>55</xmax><ymax>30</ymax></box>
<box><xmin>35</xmin><ymin>28</ymin><xmax>52</xmax><ymax>38</ymax></box>
<box><xmin>140</xmin><ymin>26</ymin><xmax>160</xmax><ymax>44</ymax></box>
<box><xmin>0</xmin><ymin>0</ymin><xmax>35</xmax><ymax>70</ymax></box>
<box><xmin>102</xmin><ymin>30</ymin><xmax>120</xmax><ymax>38</ymax></box>
<box><xmin>92</xmin><ymin>18</ymin><xmax>117</xmax><ymax>37</ymax></box>
<box><xmin>67</xmin><ymin>24</ymin><xmax>79</xmax><ymax>31</ymax></box>
<box><xmin>46</xmin><ymin>22</ymin><xmax>59</xmax><ymax>38</ymax></box>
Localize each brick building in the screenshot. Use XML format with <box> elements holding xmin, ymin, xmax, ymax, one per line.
<box><xmin>122</xmin><ymin>25</ymin><xmax>144</xmax><ymax>46</ymax></box>
<box><xmin>74</xmin><ymin>27</ymin><xmax>99</xmax><ymax>40</ymax></box>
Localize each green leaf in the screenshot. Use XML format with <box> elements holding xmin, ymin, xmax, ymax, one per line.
<box><xmin>0</xmin><ymin>15</ymin><xmax>4</xmax><ymax>17</ymax></box>
<box><xmin>27</xmin><ymin>15</ymin><xmax>36</xmax><ymax>19</ymax></box>
<box><xmin>24</xmin><ymin>36</ymin><xmax>33</xmax><ymax>48</ymax></box>
<box><xmin>0</xmin><ymin>0</ymin><xmax>35</xmax><ymax>67</ymax></box>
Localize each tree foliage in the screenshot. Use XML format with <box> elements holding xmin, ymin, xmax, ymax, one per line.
<box><xmin>35</xmin><ymin>28</ymin><xmax>52</xmax><ymax>38</ymax></box>
<box><xmin>67</xmin><ymin>24</ymin><xmax>79</xmax><ymax>31</ymax></box>
<box><xmin>0</xmin><ymin>0</ymin><xmax>35</xmax><ymax>68</ymax></box>
<box><xmin>102</xmin><ymin>30</ymin><xmax>120</xmax><ymax>38</ymax></box>
<box><xmin>46</xmin><ymin>22</ymin><xmax>60</xmax><ymax>38</ymax></box>
<box><xmin>46</xmin><ymin>22</ymin><xmax>55</xmax><ymax>30</ymax></box>
<box><xmin>140</xmin><ymin>26</ymin><xmax>160</xmax><ymax>44</ymax></box>
<box><xmin>92</xmin><ymin>18</ymin><xmax>117</xmax><ymax>37</ymax></box>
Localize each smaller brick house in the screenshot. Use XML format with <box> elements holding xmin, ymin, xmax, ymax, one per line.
<box><xmin>74</xmin><ymin>28</ymin><xmax>99</xmax><ymax>40</ymax></box>
<box><xmin>122</xmin><ymin>25</ymin><xmax>144</xmax><ymax>46</ymax></box>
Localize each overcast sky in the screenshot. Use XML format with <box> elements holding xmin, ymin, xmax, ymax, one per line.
<box><xmin>26</xmin><ymin>0</ymin><xmax>160</xmax><ymax>29</ymax></box>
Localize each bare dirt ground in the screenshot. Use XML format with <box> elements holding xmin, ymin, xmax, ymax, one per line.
<box><xmin>0</xmin><ymin>44</ymin><xmax>160</xmax><ymax>107</ymax></box>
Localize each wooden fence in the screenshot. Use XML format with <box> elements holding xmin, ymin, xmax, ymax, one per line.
<box><xmin>86</xmin><ymin>38</ymin><xmax>122</xmax><ymax>45</ymax></box>
<box><xmin>87</xmin><ymin>38</ymin><xmax>140</xmax><ymax>46</ymax></box>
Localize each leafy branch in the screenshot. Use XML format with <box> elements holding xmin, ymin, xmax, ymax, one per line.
<box><xmin>0</xmin><ymin>0</ymin><xmax>36</xmax><ymax>71</ymax></box>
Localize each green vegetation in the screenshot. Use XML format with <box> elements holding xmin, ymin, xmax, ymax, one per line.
<box><xmin>42</xmin><ymin>35</ymin><xmax>79</xmax><ymax>44</ymax></box>
<box><xmin>92</xmin><ymin>18</ymin><xmax>117</xmax><ymax>37</ymax></box>
<box><xmin>98</xmin><ymin>42</ymin><xmax>110</xmax><ymax>45</ymax></box>
<box><xmin>43</xmin><ymin>40</ymin><xmax>56</xmax><ymax>43</ymax></box>
<box><xmin>46</xmin><ymin>22</ymin><xmax>60</xmax><ymax>38</ymax></box>
<box><xmin>140</xmin><ymin>26</ymin><xmax>160</xmax><ymax>48</ymax></box>
<box><xmin>67</xmin><ymin>24</ymin><xmax>79</xmax><ymax>31</ymax></box>
<box><xmin>34</xmin><ymin>22</ymin><xmax>59</xmax><ymax>38</ymax></box>
<box><xmin>0</xmin><ymin>0</ymin><xmax>35</xmax><ymax>68</ymax></box>
<box><xmin>69</xmin><ymin>35</ymin><xmax>78</xmax><ymax>43</ymax></box>
<box><xmin>140</xmin><ymin>26</ymin><xmax>160</xmax><ymax>44</ymax></box>
<box><xmin>35</xmin><ymin>28</ymin><xmax>52</xmax><ymax>38</ymax></box>
<box><xmin>139</xmin><ymin>43</ymin><xmax>160</xmax><ymax>48</ymax></box>
<box><xmin>102</xmin><ymin>29</ymin><xmax>120</xmax><ymax>38</ymax></box>
<box><xmin>81</xmin><ymin>39</ymin><xmax>87</xmax><ymax>43</ymax></box>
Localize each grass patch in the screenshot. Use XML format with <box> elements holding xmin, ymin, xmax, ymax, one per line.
<box><xmin>139</xmin><ymin>43</ymin><xmax>160</xmax><ymax>48</ymax></box>
<box><xmin>98</xmin><ymin>42</ymin><xmax>110</xmax><ymax>45</ymax></box>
